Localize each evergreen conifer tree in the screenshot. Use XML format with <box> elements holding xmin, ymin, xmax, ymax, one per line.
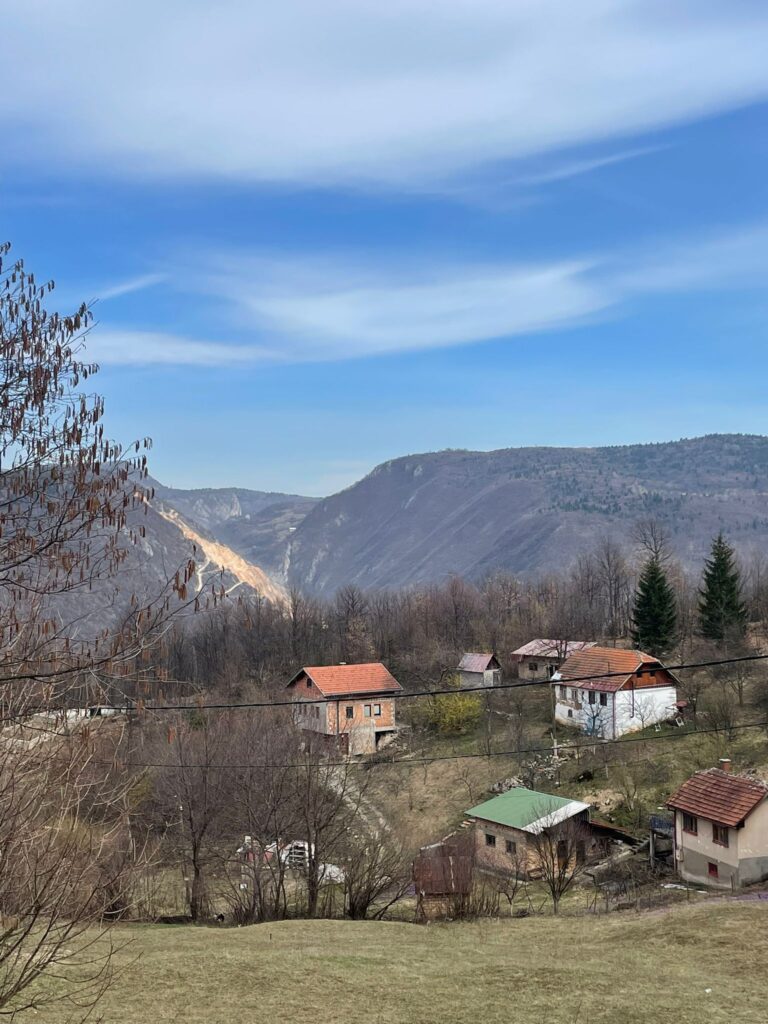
<box><xmin>698</xmin><ymin>533</ymin><xmax>748</xmax><ymax>645</ymax></box>
<box><xmin>631</xmin><ymin>557</ymin><xmax>677</xmax><ymax>657</ymax></box>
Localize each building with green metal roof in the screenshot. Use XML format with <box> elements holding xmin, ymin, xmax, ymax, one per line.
<box><xmin>466</xmin><ymin>787</ymin><xmax>590</xmax><ymax>835</ymax></box>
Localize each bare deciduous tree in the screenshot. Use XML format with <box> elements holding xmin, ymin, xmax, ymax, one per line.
<box><xmin>528</xmin><ymin>806</ymin><xmax>592</xmax><ymax>914</ymax></box>
<box><xmin>0</xmin><ymin>245</ymin><xmax>198</xmax><ymax>1016</ymax></box>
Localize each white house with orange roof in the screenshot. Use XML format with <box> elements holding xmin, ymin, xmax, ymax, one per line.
<box><xmin>286</xmin><ymin>662</ymin><xmax>403</xmax><ymax>754</ymax></box>
<box><xmin>551</xmin><ymin>646</ymin><xmax>679</xmax><ymax>739</ymax></box>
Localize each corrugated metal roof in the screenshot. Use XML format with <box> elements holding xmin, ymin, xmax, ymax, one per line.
<box><xmin>512</xmin><ymin>639</ymin><xmax>596</xmax><ymax>658</ymax></box>
<box><xmin>667</xmin><ymin>768</ymin><xmax>767</xmax><ymax>827</ymax></box>
<box><xmin>466</xmin><ymin>787</ymin><xmax>590</xmax><ymax>834</ymax></box>
<box><xmin>457</xmin><ymin>652</ymin><xmax>499</xmax><ymax>673</ymax></box>
<box><xmin>286</xmin><ymin>663</ymin><xmax>403</xmax><ymax>697</ymax></box>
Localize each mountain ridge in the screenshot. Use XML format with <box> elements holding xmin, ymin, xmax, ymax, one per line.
<box><xmin>147</xmin><ymin>434</ymin><xmax>768</xmax><ymax>598</ymax></box>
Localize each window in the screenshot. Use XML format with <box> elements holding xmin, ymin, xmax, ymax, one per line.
<box><xmin>485</xmin><ymin>833</ymin><xmax>496</xmax><ymax>847</ymax></box>
<box><xmin>588</xmin><ymin>691</ymin><xmax>596</xmax><ymax>705</ymax></box>
<box><xmin>708</xmin><ymin>862</ymin><xmax>719</xmax><ymax>879</ymax></box>
<box><xmin>599</xmin><ymin>693</ymin><xmax>608</xmax><ymax>707</ymax></box>
<box><xmin>682</xmin><ymin>813</ymin><xmax>697</xmax><ymax>835</ymax></box>
<box><xmin>363</xmin><ymin>704</ymin><xmax>371</xmax><ymax>718</ymax></box>
<box><xmin>305</xmin><ymin>678</ymin><xmax>312</xmax><ymax>688</ymax></box>
<box><xmin>712</xmin><ymin>824</ymin><xmax>729</xmax><ymax>847</ymax></box>
<box><xmin>314</xmin><ymin>706</ymin><xmax>319</xmax><ymax>719</ymax></box>
<box><xmin>567</xmin><ymin>709</ymin><xmax>573</xmax><ymax>718</ymax></box>
<box><xmin>345</xmin><ymin>706</ymin><xmax>354</xmax><ymax>720</ymax></box>
<box><xmin>505</xmin><ymin>839</ymin><xmax>516</xmax><ymax>855</ymax></box>
<box><xmin>374</xmin><ymin>703</ymin><xmax>382</xmax><ymax>717</ymax></box>
<box><xmin>529</xmin><ymin>662</ymin><xmax>538</xmax><ymax>672</ymax></box>
<box><xmin>559</xmin><ymin>685</ymin><xmax>567</xmax><ymax>699</ymax></box>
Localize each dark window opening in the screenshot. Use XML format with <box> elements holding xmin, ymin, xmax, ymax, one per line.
<box><xmin>345</xmin><ymin>706</ymin><xmax>354</xmax><ymax>719</ymax></box>
<box><xmin>712</xmin><ymin>824</ymin><xmax>729</xmax><ymax>847</ymax></box>
<box><xmin>599</xmin><ymin>693</ymin><xmax>608</xmax><ymax>707</ymax></box>
<box><xmin>528</xmin><ymin>662</ymin><xmax>538</xmax><ymax>672</ymax></box>
<box><xmin>506</xmin><ymin>839</ymin><xmax>516</xmax><ymax>855</ymax></box>
<box><xmin>682</xmin><ymin>813</ymin><xmax>697</xmax><ymax>835</ymax></box>
<box><xmin>305</xmin><ymin>678</ymin><xmax>312</xmax><ymax>688</ymax></box>
<box><xmin>485</xmin><ymin>833</ymin><xmax>496</xmax><ymax>847</ymax></box>
<box><xmin>588</xmin><ymin>691</ymin><xmax>596</xmax><ymax>705</ymax></box>
<box><xmin>708</xmin><ymin>861</ymin><xmax>719</xmax><ymax>879</ymax></box>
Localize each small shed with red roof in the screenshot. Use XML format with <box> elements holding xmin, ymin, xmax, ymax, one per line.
<box><xmin>667</xmin><ymin>760</ymin><xmax>768</xmax><ymax>888</ymax></box>
<box><xmin>457</xmin><ymin>652</ymin><xmax>501</xmax><ymax>689</ymax></box>
<box><xmin>286</xmin><ymin>662</ymin><xmax>402</xmax><ymax>754</ymax></box>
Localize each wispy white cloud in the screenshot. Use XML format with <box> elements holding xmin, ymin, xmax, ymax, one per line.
<box><xmin>90</xmin><ymin>330</ymin><xmax>276</xmax><ymax>367</ymax></box>
<box><xmin>88</xmin><ymin>220</ymin><xmax>768</xmax><ymax>368</ymax></box>
<box><xmin>0</xmin><ymin>3</ymin><xmax>767</xmax><ymax>186</ymax></box>
<box><xmin>511</xmin><ymin>146</ymin><xmax>664</xmax><ymax>188</ymax></box>
<box><xmin>97</xmin><ymin>273</ymin><xmax>166</xmax><ymax>302</ymax></box>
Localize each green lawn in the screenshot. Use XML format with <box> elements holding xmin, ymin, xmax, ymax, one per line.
<box><xmin>39</xmin><ymin>902</ymin><xmax>768</xmax><ymax>1024</ymax></box>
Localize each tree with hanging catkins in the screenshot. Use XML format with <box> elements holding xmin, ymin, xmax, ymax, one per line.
<box><xmin>0</xmin><ymin>243</ymin><xmax>210</xmax><ymax>1017</ymax></box>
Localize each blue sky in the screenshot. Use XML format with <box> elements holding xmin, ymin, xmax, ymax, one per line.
<box><xmin>2</xmin><ymin>1</ymin><xmax>768</xmax><ymax>495</ymax></box>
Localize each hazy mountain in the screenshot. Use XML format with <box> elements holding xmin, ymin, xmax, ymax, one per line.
<box><xmin>91</xmin><ymin>435</ymin><xmax>768</xmax><ymax>611</ymax></box>
<box><xmin>281</xmin><ymin>435</ymin><xmax>768</xmax><ymax>594</ymax></box>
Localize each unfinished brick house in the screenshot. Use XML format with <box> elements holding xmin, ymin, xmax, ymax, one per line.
<box><xmin>667</xmin><ymin>759</ymin><xmax>768</xmax><ymax>889</ymax></box>
<box><xmin>286</xmin><ymin>663</ymin><xmax>403</xmax><ymax>754</ymax></box>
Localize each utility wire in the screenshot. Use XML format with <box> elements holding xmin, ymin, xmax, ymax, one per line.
<box><xmin>94</xmin><ymin>717</ymin><xmax>768</xmax><ymax>772</ymax></box>
<box><xmin>85</xmin><ymin>651</ymin><xmax>768</xmax><ymax>715</ymax></box>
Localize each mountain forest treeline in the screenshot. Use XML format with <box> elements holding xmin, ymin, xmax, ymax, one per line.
<box><xmin>129</xmin><ymin>525</ymin><xmax>765</xmax><ymax>708</ymax></box>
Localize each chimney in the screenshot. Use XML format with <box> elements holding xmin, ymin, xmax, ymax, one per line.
<box><xmin>719</xmin><ymin>758</ymin><xmax>732</xmax><ymax>773</ymax></box>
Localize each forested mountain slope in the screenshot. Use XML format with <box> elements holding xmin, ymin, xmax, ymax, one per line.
<box><xmin>281</xmin><ymin>435</ymin><xmax>768</xmax><ymax>594</ymax></box>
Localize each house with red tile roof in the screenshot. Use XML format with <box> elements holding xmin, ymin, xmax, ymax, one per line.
<box><xmin>667</xmin><ymin>759</ymin><xmax>768</xmax><ymax>888</ymax></box>
<box><xmin>551</xmin><ymin>646</ymin><xmax>679</xmax><ymax>739</ymax></box>
<box><xmin>286</xmin><ymin>663</ymin><xmax>402</xmax><ymax>754</ymax></box>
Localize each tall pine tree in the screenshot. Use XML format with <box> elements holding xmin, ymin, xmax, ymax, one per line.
<box><xmin>698</xmin><ymin>533</ymin><xmax>748</xmax><ymax>645</ymax></box>
<box><xmin>631</xmin><ymin>557</ymin><xmax>677</xmax><ymax>657</ymax></box>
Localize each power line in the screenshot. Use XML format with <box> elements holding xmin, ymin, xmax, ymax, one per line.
<box><xmin>96</xmin><ymin>717</ymin><xmax>768</xmax><ymax>772</ymax></box>
<box><xmin>89</xmin><ymin>651</ymin><xmax>768</xmax><ymax>716</ymax></box>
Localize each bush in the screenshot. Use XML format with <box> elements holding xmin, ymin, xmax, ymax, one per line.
<box><xmin>410</xmin><ymin>675</ymin><xmax>483</xmax><ymax>736</ymax></box>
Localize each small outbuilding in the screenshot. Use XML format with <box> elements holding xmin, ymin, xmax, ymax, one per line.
<box><xmin>511</xmin><ymin>640</ymin><xmax>595</xmax><ymax>681</ymax></box>
<box><xmin>456</xmin><ymin>653</ymin><xmax>501</xmax><ymax>690</ymax></box>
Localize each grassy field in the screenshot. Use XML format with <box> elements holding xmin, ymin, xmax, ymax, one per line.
<box><xmin>40</xmin><ymin>901</ymin><xmax>768</xmax><ymax>1024</ymax></box>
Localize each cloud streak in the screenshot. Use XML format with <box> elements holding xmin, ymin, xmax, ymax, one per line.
<box><xmin>97</xmin><ymin>274</ymin><xmax>166</xmax><ymax>302</ymax></box>
<box><xmin>87</xmin><ymin>221</ymin><xmax>768</xmax><ymax>367</ymax></box>
<box><xmin>1</xmin><ymin>3</ymin><xmax>767</xmax><ymax>187</ymax></box>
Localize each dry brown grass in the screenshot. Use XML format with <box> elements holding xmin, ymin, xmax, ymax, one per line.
<box><xmin>37</xmin><ymin>900</ymin><xmax>768</xmax><ymax>1023</ymax></box>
